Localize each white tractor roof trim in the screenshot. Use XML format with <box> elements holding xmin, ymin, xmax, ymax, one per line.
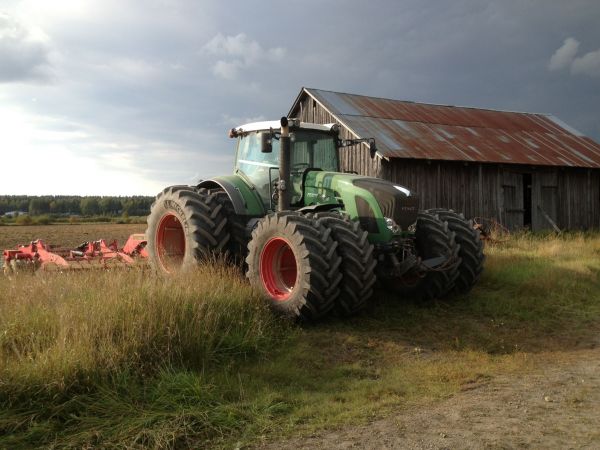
<box><xmin>234</xmin><ymin>121</ymin><xmax>336</xmax><ymax>134</ymax></box>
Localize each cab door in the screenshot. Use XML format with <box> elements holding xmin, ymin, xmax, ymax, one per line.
<box><xmin>235</xmin><ymin>132</ymin><xmax>279</xmax><ymax>208</ymax></box>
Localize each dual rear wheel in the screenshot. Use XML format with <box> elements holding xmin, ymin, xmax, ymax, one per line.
<box><xmin>145</xmin><ymin>186</ymin><xmax>229</xmax><ymax>273</ymax></box>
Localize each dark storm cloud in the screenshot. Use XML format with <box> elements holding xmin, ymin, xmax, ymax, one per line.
<box><xmin>0</xmin><ymin>12</ymin><xmax>52</xmax><ymax>82</ymax></box>
<box><xmin>1</xmin><ymin>0</ymin><xmax>599</xmax><ymax>194</ymax></box>
<box><xmin>186</xmin><ymin>0</ymin><xmax>600</xmax><ymax>139</ymax></box>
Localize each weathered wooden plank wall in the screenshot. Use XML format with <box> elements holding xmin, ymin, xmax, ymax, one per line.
<box><xmin>556</xmin><ymin>167</ymin><xmax>600</xmax><ymax>230</ymax></box>
<box><xmin>381</xmin><ymin>159</ymin><xmax>501</xmax><ymax>223</ymax></box>
<box><xmin>384</xmin><ymin>159</ymin><xmax>600</xmax><ymax>230</ymax></box>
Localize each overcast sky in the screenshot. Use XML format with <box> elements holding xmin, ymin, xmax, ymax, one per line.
<box><xmin>1</xmin><ymin>0</ymin><xmax>599</xmax><ymax>195</ymax></box>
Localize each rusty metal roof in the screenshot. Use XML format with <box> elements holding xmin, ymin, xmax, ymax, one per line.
<box><xmin>290</xmin><ymin>88</ymin><xmax>600</xmax><ymax>168</ymax></box>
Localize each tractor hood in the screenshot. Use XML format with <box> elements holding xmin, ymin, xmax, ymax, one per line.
<box><xmin>301</xmin><ymin>171</ymin><xmax>420</xmax><ymax>241</ymax></box>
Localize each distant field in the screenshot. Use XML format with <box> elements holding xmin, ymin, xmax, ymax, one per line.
<box><xmin>0</xmin><ymin>223</ymin><xmax>146</xmax><ymax>250</ymax></box>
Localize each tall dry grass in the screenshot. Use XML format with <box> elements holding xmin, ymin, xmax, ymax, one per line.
<box><xmin>0</xmin><ymin>264</ymin><xmax>287</xmax><ymax>447</ymax></box>
<box><xmin>488</xmin><ymin>230</ymin><xmax>600</xmax><ymax>260</ymax></box>
<box><xmin>483</xmin><ymin>231</ymin><xmax>600</xmax><ymax>306</ymax></box>
<box><xmin>0</xmin><ymin>264</ymin><xmax>281</xmax><ymax>393</ymax></box>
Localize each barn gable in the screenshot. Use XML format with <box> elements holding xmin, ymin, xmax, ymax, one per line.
<box><xmin>289</xmin><ymin>87</ymin><xmax>600</xmax><ymax>231</ymax></box>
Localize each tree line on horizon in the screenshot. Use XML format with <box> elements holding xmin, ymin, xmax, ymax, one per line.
<box><xmin>0</xmin><ymin>195</ymin><xmax>154</xmax><ymax>217</ymax></box>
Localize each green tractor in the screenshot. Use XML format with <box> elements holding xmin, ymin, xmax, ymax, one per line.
<box><xmin>146</xmin><ymin>118</ymin><xmax>484</xmax><ymax>321</ymax></box>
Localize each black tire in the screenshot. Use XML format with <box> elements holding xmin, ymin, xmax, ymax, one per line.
<box><xmin>386</xmin><ymin>211</ymin><xmax>460</xmax><ymax>300</ymax></box>
<box><xmin>246</xmin><ymin>212</ymin><xmax>342</xmax><ymax>321</ymax></box>
<box><xmin>427</xmin><ymin>208</ymin><xmax>485</xmax><ymax>293</ymax></box>
<box><xmin>198</xmin><ymin>187</ymin><xmax>249</xmax><ymax>262</ymax></box>
<box><xmin>146</xmin><ymin>185</ymin><xmax>230</xmax><ymax>274</ymax></box>
<box><xmin>309</xmin><ymin>212</ymin><xmax>377</xmax><ymax>315</ymax></box>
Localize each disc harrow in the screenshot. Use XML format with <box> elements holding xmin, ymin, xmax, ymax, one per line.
<box><xmin>3</xmin><ymin>234</ymin><xmax>148</xmax><ymax>275</ymax></box>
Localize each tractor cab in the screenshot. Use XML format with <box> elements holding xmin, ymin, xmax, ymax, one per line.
<box><xmin>230</xmin><ymin>120</ymin><xmax>339</xmax><ymax>208</ymax></box>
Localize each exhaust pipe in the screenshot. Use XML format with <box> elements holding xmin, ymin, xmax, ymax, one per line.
<box><xmin>278</xmin><ymin>116</ymin><xmax>291</xmax><ymax>212</ymax></box>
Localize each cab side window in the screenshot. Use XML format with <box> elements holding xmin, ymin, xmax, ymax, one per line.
<box><xmin>235</xmin><ymin>133</ymin><xmax>279</xmax><ymax>207</ymax></box>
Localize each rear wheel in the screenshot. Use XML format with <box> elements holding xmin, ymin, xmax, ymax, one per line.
<box><xmin>246</xmin><ymin>212</ymin><xmax>342</xmax><ymax>321</ymax></box>
<box><xmin>309</xmin><ymin>212</ymin><xmax>377</xmax><ymax>315</ymax></box>
<box><xmin>386</xmin><ymin>211</ymin><xmax>460</xmax><ymax>300</ymax></box>
<box><xmin>428</xmin><ymin>208</ymin><xmax>485</xmax><ymax>293</ymax></box>
<box><xmin>146</xmin><ymin>186</ymin><xmax>230</xmax><ymax>274</ymax></box>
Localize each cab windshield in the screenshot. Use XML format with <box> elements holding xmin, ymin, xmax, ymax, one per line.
<box><xmin>235</xmin><ymin>129</ymin><xmax>338</xmax><ymax>207</ymax></box>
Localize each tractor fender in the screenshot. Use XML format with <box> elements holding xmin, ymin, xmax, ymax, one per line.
<box><xmin>197</xmin><ymin>177</ymin><xmax>265</xmax><ymax>216</ymax></box>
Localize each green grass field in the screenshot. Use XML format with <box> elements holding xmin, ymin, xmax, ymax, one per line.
<box><xmin>1</xmin><ymin>232</ymin><xmax>599</xmax><ymax>448</ymax></box>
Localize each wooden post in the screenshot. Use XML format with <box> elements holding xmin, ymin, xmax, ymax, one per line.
<box><xmin>537</xmin><ymin>205</ymin><xmax>561</xmax><ymax>233</ymax></box>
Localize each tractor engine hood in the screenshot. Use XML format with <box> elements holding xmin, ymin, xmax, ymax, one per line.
<box><xmin>351</xmin><ymin>177</ymin><xmax>419</xmax><ymax>231</ymax></box>
<box><xmin>302</xmin><ymin>171</ymin><xmax>419</xmax><ymax>241</ymax></box>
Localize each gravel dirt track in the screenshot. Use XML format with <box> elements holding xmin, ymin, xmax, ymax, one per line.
<box><xmin>260</xmin><ymin>348</ymin><xmax>600</xmax><ymax>449</ymax></box>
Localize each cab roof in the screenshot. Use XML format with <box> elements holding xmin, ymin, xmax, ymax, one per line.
<box><xmin>233</xmin><ymin>120</ymin><xmax>337</xmax><ymax>134</ymax></box>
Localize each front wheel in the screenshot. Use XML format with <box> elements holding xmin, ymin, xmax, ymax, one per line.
<box><xmin>246</xmin><ymin>212</ymin><xmax>342</xmax><ymax>321</ymax></box>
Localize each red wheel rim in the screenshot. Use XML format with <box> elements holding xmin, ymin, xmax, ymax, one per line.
<box><xmin>156</xmin><ymin>213</ymin><xmax>185</xmax><ymax>273</ymax></box>
<box><xmin>260</xmin><ymin>237</ymin><xmax>298</xmax><ymax>301</ymax></box>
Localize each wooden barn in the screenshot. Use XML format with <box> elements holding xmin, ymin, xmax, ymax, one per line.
<box><xmin>289</xmin><ymin>87</ymin><xmax>600</xmax><ymax>231</ymax></box>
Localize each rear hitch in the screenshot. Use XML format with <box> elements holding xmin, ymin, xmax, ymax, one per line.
<box><xmin>389</xmin><ymin>252</ymin><xmax>418</xmax><ymax>277</ymax></box>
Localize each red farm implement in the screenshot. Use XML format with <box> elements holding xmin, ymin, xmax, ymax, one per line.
<box><xmin>2</xmin><ymin>234</ymin><xmax>148</xmax><ymax>275</ymax></box>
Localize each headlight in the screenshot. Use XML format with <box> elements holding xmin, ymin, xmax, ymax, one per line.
<box><xmin>393</xmin><ymin>185</ymin><xmax>411</xmax><ymax>196</ymax></box>
<box><xmin>384</xmin><ymin>217</ymin><xmax>401</xmax><ymax>233</ymax></box>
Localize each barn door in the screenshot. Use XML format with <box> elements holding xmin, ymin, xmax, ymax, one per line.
<box><xmin>532</xmin><ymin>172</ymin><xmax>558</xmax><ymax>231</ymax></box>
<box><xmin>501</xmin><ymin>172</ymin><xmax>524</xmax><ymax>229</ymax></box>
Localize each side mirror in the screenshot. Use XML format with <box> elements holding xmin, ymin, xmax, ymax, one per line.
<box><xmin>369</xmin><ymin>140</ymin><xmax>378</xmax><ymax>159</ymax></box>
<box><xmin>260</xmin><ymin>132</ymin><xmax>272</xmax><ymax>153</ymax></box>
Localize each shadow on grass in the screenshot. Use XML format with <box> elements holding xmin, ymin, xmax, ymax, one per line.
<box><xmin>315</xmin><ymin>251</ymin><xmax>600</xmax><ymax>356</ymax></box>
